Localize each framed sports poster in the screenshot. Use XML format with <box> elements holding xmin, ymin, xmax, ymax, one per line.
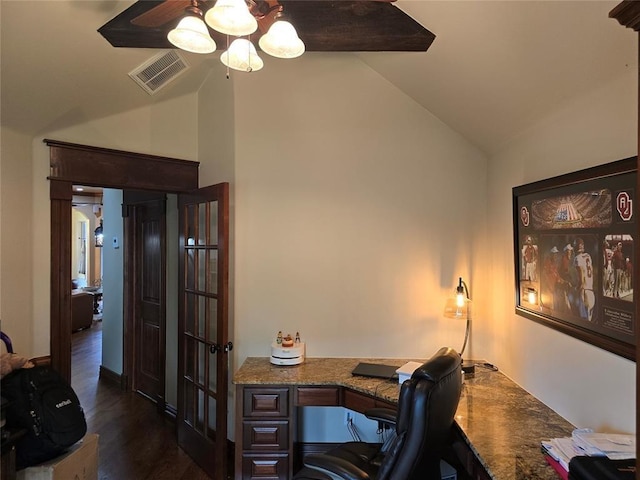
<box><xmin>513</xmin><ymin>157</ymin><xmax>637</xmax><ymax>360</ymax></box>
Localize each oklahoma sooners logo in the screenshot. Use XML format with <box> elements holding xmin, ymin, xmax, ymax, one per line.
<box><xmin>616</xmin><ymin>192</ymin><xmax>633</xmax><ymax>221</ymax></box>
<box><xmin>520</xmin><ymin>206</ymin><xmax>530</xmax><ymax>227</ymax></box>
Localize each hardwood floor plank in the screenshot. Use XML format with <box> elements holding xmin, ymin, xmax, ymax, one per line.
<box><xmin>70</xmin><ymin>322</ymin><xmax>217</xmax><ymax>479</ymax></box>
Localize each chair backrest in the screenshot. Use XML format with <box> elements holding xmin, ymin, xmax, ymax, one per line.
<box><xmin>377</xmin><ymin>346</ymin><xmax>462</xmax><ymax>480</ymax></box>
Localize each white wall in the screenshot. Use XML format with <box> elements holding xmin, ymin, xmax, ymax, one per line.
<box><xmin>27</xmin><ymin>93</ymin><xmax>199</xmax><ymax>358</ymax></box>
<box><xmin>486</xmin><ymin>70</ymin><xmax>637</xmax><ymax>433</ymax></box>
<box><xmin>230</xmin><ymin>53</ymin><xmax>488</xmax><ymax>364</ymax></box>
<box><xmin>221</xmin><ymin>54</ymin><xmax>488</xmax><ymax>441</ymax></box>
<box><xmin>101</xmin><ymin>189</ymin><xmax>124</xmax><ymax>374</ymax></box>
<box><xmin>0</xmin><ymin>127</ymin><xmax>33</xmax><ymax>354</ymax></box>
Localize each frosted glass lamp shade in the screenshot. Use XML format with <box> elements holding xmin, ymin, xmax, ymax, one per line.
<box><xmin>167</xmin><ymin>15</ymin><xmax>216</xmax><ymax>54</ymax></box>
<box><xmin>205</xmin><ymin>0</ymin><xmax>257</xmax><ymax>36</ymax></box>
<box><xmin>221</xmin><ymin>38</ymin><xmax>264</xmax><ymax>72</ymax></box>
<box><xmin>258</xmin><ymin>20</ymin><xmax>305</xmax><ymax>59</ymax></box>
<box><xmin>443</xmin><ymin>297</ymin><xmax>469</xmax><ymax>318</ymax></box>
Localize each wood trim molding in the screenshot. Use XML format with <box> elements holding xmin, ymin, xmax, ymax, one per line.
<box><xmin>29</xmin><ymin>355</ymin><xmax>52</xmax><ymax>367</ymax></box>
<box><xmin>44</xmin><ymin>139</ymin><xmax>199</xmax><ymax>193</ymax></box>
<box><xmin>610</xmin><ymin>1</ymin><xmax>640</xmax><ymax>31</ymax></box>
<box><xmin>99</xmin><ymin>365</ymin><xmax>127</xmax><ymax>390</ymax></box>
<box><xmin>50</xmin><ymin>179</ymin><xmax>73</xmax><ymax>379</ymax></box>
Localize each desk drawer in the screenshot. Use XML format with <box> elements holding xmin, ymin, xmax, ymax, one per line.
<box><xmin>243</xmin><ymin>420</ymin><xmax>289</xmax><ymax>450</ymax></box>
<box><xmin>242</xmin><ymin>453</ymin><xmax>289</xmax><ymax>480</ymax></box>
<box><xmin>243</xmin><ymin>388</ymin><xmax>289</xmax><ymax>417</ymax></box>
<box><xmin>296</xmin><ymin>387</ymin><xmax>340</xmax><ymax>406</ymax></box>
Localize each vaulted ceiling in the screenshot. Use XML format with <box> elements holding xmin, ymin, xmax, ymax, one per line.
<box><xmin>1</xmin><ymin>1</ymin><xmax>636</xmax><ymax>156</ymax></box>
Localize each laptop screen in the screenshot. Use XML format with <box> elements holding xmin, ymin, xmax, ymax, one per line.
<box><xmin>351</xmin><ymin>362</ymin><xmax>399</xmax><ymax>380</ymax></box>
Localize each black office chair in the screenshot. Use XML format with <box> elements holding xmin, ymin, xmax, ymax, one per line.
<box><xmin>294</xmin><ymin>347</ymin><xmax>463</xmax><ymax>480</ymax></box>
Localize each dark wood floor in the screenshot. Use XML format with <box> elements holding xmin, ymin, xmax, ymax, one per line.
<box><xmin>71</xmin><ymin>323</ymin><xmax>215</xmax><ymax>480</ymax></box>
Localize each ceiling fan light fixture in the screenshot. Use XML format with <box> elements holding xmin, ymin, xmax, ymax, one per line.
<box><xmin>259</xmin><ymin>20</ymin><xmax>305</xmax><ymax>59</ymax></box>
<box><xmin>221</xmin><ymin>38</ymin><xmax>264</xmax><ymax>72</ymax></box>
<box><xmin>168</xmin><ymin>15</ymin><xmax>217</xmax><ymax>54</ymax></box>
<box><xmin>205</xmin><ymin>0</ymin><xmax>258</xmax><ymax>37</ymax></box>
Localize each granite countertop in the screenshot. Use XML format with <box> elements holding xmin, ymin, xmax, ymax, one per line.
<box><xmin>458</xmin><ymin>368</ymin><xmax>575</xmax><ymax>479</ymax></box>
<box><xmin>234</xmin><ymin>357</ymin><xmax>406</xmax><ymax>402</ymax></box>
<box><xmin>234</xmin><ymin>357</ymin><xmax>575</xmax><ymax>480</ymax></box>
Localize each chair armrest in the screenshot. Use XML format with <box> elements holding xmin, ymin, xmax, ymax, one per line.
<box><xmin>364</xmin><ymin>408</ymin><xmax>397</xmax><ymax>426</ymax></box>
<box><xmin>303</xmin><ymin>453</ymin><xmax>371</xmax><ymax>480</ymax></box>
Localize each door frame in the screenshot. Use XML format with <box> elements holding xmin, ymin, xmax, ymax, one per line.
<box><xmin>45</xmin><ymin>139</ymin><xmax>199</xmax><ymax>383</ymax></box>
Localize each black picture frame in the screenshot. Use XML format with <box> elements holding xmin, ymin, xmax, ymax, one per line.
<box><xmin>513</xmin><ymin>157</ymin><xmax>637</xmax><ymax>361</ymax></box>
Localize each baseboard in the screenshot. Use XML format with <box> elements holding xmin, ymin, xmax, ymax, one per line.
<box><xmin>99</xmin><ymin>365</ymin><xmax>127</xmax><ymax>390</ymax></box>
<box><xmin>164</xmin><ymin>403</ymin><xmax>177</xmax><ymax>421</ymax></box>
<box><xmin>29</xmin><ymin>355</ymin><xmax>51</xmax><ymax>367</ymax></box>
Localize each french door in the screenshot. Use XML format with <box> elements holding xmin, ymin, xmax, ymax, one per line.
<box><xmin>177</xmin><ymin>183</ymin><xmax>230</xmax><ymax>479</ymax></box>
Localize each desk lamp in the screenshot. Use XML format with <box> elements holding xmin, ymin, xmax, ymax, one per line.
<box><xmin>443</xmin><ymin>277</ymin><xmax>475</xmax><ymax>374</ymax></box>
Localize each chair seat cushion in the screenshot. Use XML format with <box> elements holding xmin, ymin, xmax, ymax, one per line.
<box><xmin>294</xmin><ymin>467</ymin><xmax>332</xmax><ymax>480</ymax></box>
<box><xmin>327</xmin><ymin>442</ymin><xmax>384</xmax><ymax>466</ymax></box>
<box><xmin>294</xmin><ymin>445</ymin><xmax>381</xmax><ymax>480</ymax></box>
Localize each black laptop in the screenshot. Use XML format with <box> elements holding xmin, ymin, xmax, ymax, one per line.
<box><xmin>351</xmin><ymin>362</ymin><xmax>399</xmax><ymax>380</ymax></box>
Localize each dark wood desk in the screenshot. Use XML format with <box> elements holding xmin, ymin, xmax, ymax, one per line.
<box><xmin>233</xmin><ymin>357</ymin><xmax>575</xmax><ymax>480</ymax></box>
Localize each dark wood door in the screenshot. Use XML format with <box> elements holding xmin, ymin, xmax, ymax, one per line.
<box><xmin>177</xmin><ymin>183</ymin><xmax>230</xmax><ymax>479</ymax></box>
<box><xmin>127</xmin><ymin>194</ymin><xmax>167</xmax><ymax>408</ymax></box>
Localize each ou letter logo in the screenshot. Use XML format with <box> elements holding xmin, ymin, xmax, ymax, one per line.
<box><xmin>520</xmin><ymin>206</ymin><xmax>530</xmax><ymax>227</ymax></box>
<box><xmin>617</xmin><ymin>192</ymin><xmax>633</xmax><ymax>221</ymax></box>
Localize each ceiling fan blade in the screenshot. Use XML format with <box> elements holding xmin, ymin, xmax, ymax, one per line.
<box><xmin>99</xmin><ymin>0</ymin><xmax>434</xmax><ymax>52</ymax></box>
<box><xmin>280</xmin><ymin>1</ymin><xmax>434</xmax><ymax>52</ymax></box>
<box><xmin>131</xmin><ymin>0</ymin><xmax>192</xmax><ymax>28</ymax></box>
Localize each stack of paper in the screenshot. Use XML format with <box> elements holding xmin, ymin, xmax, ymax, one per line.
<box><xmin>541</xmin><ymin>428</ymin><xmax>635</xmax><ymax>478</ymax></box>
<box><xmin>572</xmin><ymin>430</ymin><xmax>635</xmax><ymax>460</ymax></box>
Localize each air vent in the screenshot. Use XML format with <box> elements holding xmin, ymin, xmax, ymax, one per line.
<box><xmin>128</xmin><ymin>50</ymin><xmax>189</xmax><ymax>95</ymax></box>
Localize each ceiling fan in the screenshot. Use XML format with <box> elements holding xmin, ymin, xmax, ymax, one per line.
<box><xmin>98</xmin><ymin>0</ymin><xmax>435</xmax><ymax>53</ymax></box>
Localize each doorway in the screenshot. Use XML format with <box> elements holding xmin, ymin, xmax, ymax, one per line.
<box><xmin>70</xmin><ymin>186</ymin><xmax>105</xmax><ymax>398</ymax></box>
<box><xmin>46</xmin><ymin>139</ymin><xmax>199</xmax><ymax>384</ymax></box>
<box><xmin>46</xmin><ymin>139</ymin><xmax>231</xmax><ymax>478</ymax></box>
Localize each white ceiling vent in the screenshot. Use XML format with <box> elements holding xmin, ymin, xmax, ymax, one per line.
<box><xmin>128</xmin><ymin>50</ymin><xmax>190</xmax><ymax>95</ymax></box>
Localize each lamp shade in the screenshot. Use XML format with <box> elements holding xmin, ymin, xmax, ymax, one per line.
<box><xmin>221</xmin><ymin>38</ymin><xmax>264</xmax><ymax>72</ymax></box>
<box><xmin>443</xmin><ymin>277</ymin><xmax>471</xmax><ymax>359</ymax></box>
<box><xmin>258</xmin><ymin>20</ymin><xmax>305</xmax><ymax>59</ymax></box>
<box><xmin>443</xmin><ymin>296</ymin><xmax>469</xmax><ymax>319</ymax></box>
<box><xmin>205</xmin><ymin>0</ymin><xmax>257</xmax><ymax>36</ymax></box>
<box><xmin>168</xmin><ymin>15</ymin><xmax>217</xmax><ymax>54</ymax></box>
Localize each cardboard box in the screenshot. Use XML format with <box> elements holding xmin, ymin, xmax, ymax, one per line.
<box><xmin>17</xmin><ymin>433</ymin><xmax>99</xmax><ymax>480</ymax></box>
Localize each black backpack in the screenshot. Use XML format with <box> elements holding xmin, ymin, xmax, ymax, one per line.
<box><xmin>1</xmin><ymin>365</ymin><xmax>87</xmax><ymax>469</ymax></box>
